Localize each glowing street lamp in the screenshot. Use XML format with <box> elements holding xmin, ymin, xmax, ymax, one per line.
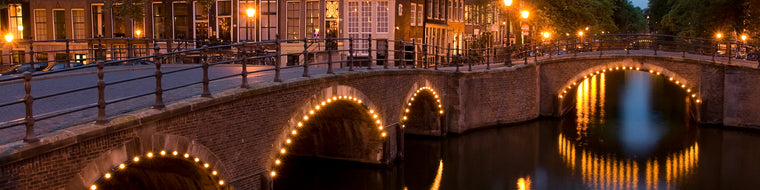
<box><xmin>246</xmin><ymin>8</ymin><xmax>256</xmax><ymax>42</ymax></box>
<box><xmin>521</xmin><ymin>10</ymin><xmax>529</xmax><ymax>19</ymax></box>
<box><xmin>716</xmin><ymin>33</ymin><xmax>723</xmax><ymax>39</ymax></box>
<box><xmin>741</xmin><ymin>35</ymin><xmax>747</xmax><ymax>42</ymax></box>
<box><xmin>135</xmin><ymin>30</ymin><xmax>142</xmax><ymax>37</ymax></box>
<box><xmin>542</xmin><ymin>32</ymin><xmax>550</xmax><ymax>40</ymax></box>
<box><xmin>5</xmin><ymin>34</ymin><xmax>12</xmax><ymax>43</ymax></box>
<box><xmin>504</xmin><ymin>0</ymin><xmax>512</xmax><ymax>6</ymax></box>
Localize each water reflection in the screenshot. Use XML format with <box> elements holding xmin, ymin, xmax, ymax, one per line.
<box><xmin>558</xmin><ymin>134</ymin><xmax>699</xmax><ymax>190</ymax></box>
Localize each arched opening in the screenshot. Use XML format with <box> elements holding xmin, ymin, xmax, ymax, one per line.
<box><xmin>289</xmin><ymin>99</ymin><xmax>384</xmax><ymax>161</ymax></box>
<box><xmin>92</xmin><ymin>151</ymin><xmax>227</xmax><ymax>190</ymax></box>
<box><xmin>402</xmin><ymin>87</ymin><xmax>444</xmax><ymax>136</ymax></box>
<box><xmin>271</xmin><ymin>95</ymin><xmax>389</xmax><ymax>189</ymax></box>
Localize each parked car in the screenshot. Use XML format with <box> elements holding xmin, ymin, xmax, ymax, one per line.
<box><xmin>121</xmin><ymin>60</ymin><xmax>155</xmax><ymax>66</ymax></box>
<box><xmin>2</xmin><ymin>63</ymin><xmax>47</xmax><ymax>75</ymax></box>
<box><xmin>44</xmin><ymin>63</ymin><xmax>70</xmax><ymax>72</ymax></box>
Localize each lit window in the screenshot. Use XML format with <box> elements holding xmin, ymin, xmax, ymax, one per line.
<box><xmin>34</xmin><ymin>9</ymin><xmax>47</xmax><ymax>40</ymax></box>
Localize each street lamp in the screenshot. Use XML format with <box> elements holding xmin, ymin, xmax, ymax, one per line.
<box><xmin>5</xmin><ymin>34</ymin><xmax>12</xmax><ymax>43</ymax></box>
<box><xmin>503</xmin><ymin>0</ymin><xmax>512</xmax><ymax>45</ymax></box>
<box><xmin>246</xmin><ymin>8</ymin><xmax>256</xmax><ymax>42</ymax></box>
<box><xmin>716</xmin><ymin>33</ymin><xmax>722</xmax><ymax>39</ymax></box>
<box><xmin>135</xmin><ymin>30</ymin><xmax>142</xmax><ymax>38</ymax></box>
<box><xmin>521</xmin><ymin>10</ymin><xmax>529</xmax><ymax>19</ymax></box>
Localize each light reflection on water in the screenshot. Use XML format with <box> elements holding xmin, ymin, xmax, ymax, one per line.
<box><xmin>275</xmin><ymin>71</ymin><xmax>760</xmax><ymax>190</ymax></box>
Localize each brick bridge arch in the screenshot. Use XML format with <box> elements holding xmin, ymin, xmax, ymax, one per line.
<box><xmin>269</xmin><ymin>84</ymin><xmax>391</xmax><ymax>177</ymax></box>
<box><xmin>67</xmin><ymin>133</ymin><xmax>227</xmax><ymax>189</ymax></box>
<box><xmin>539</xmin><ymin>55</ymin><xmax>718</xmax><ymax>121</ymax></box>
<box><xmin>400</xmin><ymin>81</ymin><xmax>446</xmax><ymax>136</ymax></box>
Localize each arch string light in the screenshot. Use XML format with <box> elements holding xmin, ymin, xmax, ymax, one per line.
<box><xmin>270</xmin><ymin>95</ymin><xmax>386</xmax><ymax>178</ymax></box>
<box><xmin>90</xmin><ymin>150</ymin><xmax>226</xmax><ymax>190</ymax></box>
<box><xmin>558</xmin><ymin>67</ymin><xmax>701</xmax><ymax>103</ymax></box>
<box><xmin>402</xmin><ymin>87</ymin><xmax>444</xmax><ymax>128</ymax></box>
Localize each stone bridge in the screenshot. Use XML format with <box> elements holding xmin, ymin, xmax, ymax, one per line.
<box><xmin>1</xmin><ymin>53</ymin><xmax>759</xmax><ymax>190</ymax></box>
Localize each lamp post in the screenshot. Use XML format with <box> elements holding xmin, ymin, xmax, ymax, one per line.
<box><xmin>503</xmin><ymin>0</ymin><xmax>512</xmax><ymax>45</ymax></box>
<box><xmin>5</xmin><ymin>34</ymin><xmax>13</xmax><ymax>65</ymax></box>
<box><xmin>520</xmin><ymin>10</ymin><xmax>529</xmax><ymax>45</ymax></box>
<box><xmin>578</xmin><ymin>31</ymin><xmax>584</xmax><ymax>52</ymax></box>
<box><xmin>503</xmin><ymin>0</ymin><xmax>512</xmax><ymax>66</ymax></box>
<box><xmin>246</xmin><ymin>8</ymin><xmax>256</xmax><ymax>42</ymax></box>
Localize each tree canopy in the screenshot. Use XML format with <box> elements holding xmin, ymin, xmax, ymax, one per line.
<box><xmin>647</xmin><ymin>0</ymin><xmax>758</xmax><ymax>40</ymax></box>
<box><xmin>530</xmin><ymin>0</ymin><xmax>646</xmax><ymax>37</ymax></box>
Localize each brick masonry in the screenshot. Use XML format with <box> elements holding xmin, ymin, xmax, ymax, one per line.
<box><xmin>1</xmin><ymin>56</ymin><xmax>759</xmax><ymax>189</ymax></box>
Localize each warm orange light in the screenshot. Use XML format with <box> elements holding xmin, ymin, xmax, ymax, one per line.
<box><xmin>741</xmin><ymin>35</ymin><xmax>747</xmax><ymax>41</ymax></box>
<box><xmin>5</xmin><ymin>34</ymin><xmax>12</xmax><ymax>43</ymax></box>
<box><xmin>246</xmin><ymin>8</ymin><xmax>256</xmax><ymax>18</ymax></box>
<box><xmin>585</xmin><ymin>27</ymin><xmax>589</xmax><ymax>31</ymax></box>
<box><xmin>135</xmin><ymin>30</ymin><xmax>142</xmax><ymax>37</ymax></box>
<box><xmin>504</xmin><ymin>0</ymin><xmax>512</xmax><ymax>6</ymax></box>
<box><xmin>543</xmin><ymin>32</ymin><xmax>550</xmax><ymax>39</ymax></box>
<box><xmin>716</xmin><ymin>33</ymin><xmax>723</xmax><ymax>39</ymax></box>
<box><xmin>578</xmin><ymin>31</ymin><xmax>584</xmax><ymax>36</ymax></box>
<box><xmin>521</xmin><ymin>10</ymin><xmax>529</xmax><ymax>19</ymax></box>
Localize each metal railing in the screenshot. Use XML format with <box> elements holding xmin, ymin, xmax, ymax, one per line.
<box><xmin>0</xmin><ymin>34</ymin><xmax>758</xmax><ymax>143</ymax></box>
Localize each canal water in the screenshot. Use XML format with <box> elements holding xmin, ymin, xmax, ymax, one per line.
<box><xmin>275</xmin><ymin>71</ymin><xmax>760</xmax><ymax>189</ymax></box>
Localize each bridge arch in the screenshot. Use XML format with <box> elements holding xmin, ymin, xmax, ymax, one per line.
<box><xmin>547</xmin><ymin>59</ymin><xmax>703</xmax><ymax>116</ymax></box>
<box><xmin>69</xmin><ymin>134</ymin><xmax>228</xmax><ymax>190</ymax></box>
<box><xmin>401</xmin><ymin>85</ymin><xmax>445</xmax><ymax>136</ymax></box>
<box><xmin>269</xmin><ymin>85</ymin><xmax>389</xmax><ymax>178</ymax></box>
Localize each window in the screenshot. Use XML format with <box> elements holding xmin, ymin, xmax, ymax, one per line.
<box><xmin>9</xmin><ymin>4</ymin><xmax>23</xmax><ymax>40</ymax></box>
<box><xmin>238</xmin><ymin>1</ymin><xmax>254</xmax><ymax>41</ymax></box>
<box><xmin>439</xmin><ymin>0</ymin><xmax>444</xmax><ymax>19</ymax></box>
<box><xmin>417</xmin><ymin>4</ymin><xmax>423</xmax><ymax>26</ymax></box>
<box><xmin>34</xmin><ymin>10</ymin><xmax>47</xmax><ymax>40</ymax></box>
<box><xmin>376</xmin><ymin>1</ymin><xmax>388</xmax><ymax>33</ymax></box>
<box><xmin>306</xmin><ymin>1</ymin><xmax>319</xmax><ymax>37</ymax></box>
<box><xmin>217</xmin><ymin>1</ymin><xmax>231</xmax><ymax>16</ymax></box>
<box><xmin>348</xmin><ymin>1</ymin><xmax>369</xmax><ymax>54</ymax></box>
<box><xmin>153</xmin><ymin>4</ymin><xmax>166</xmax><ymax>39</ymax></box>
<box><xmin>112</xmin><ymin>6</ymin><xmax>127</xmax><ymax>37</ymax></box>
<box><xmin>92</xmin><ymin>5</ymin><xmax>105</xmax><ymax>38</ymax></box>
<box><xmin>174</xmin><ymin>3</ymin><xmax>190</xmax><ymax>39</ymax></box>
<box><xmin>410</xmin><ymin>3</ymin><xmax>416</xmax><ymax>26</ymax></box>
<box><xmin>134</xmin><ymin>15</ymin><xmax>145</xmax><ymax>38</ymax></box>
<box><xmin>286</xmin><ymin>2</ymin><xmax>300</xmax><ymax>40</ymax></box>
<box><xmin>197</xmin><ymin>3</ymin><xmax>210</xmax><ymax>41</ymax></box>
<box><xmin>427</xmin><ymin>0</ymin><xmax>432</xmax><ymax>18</ymax></box>
<box><xmin>433</xmin><ymin>0</ymin><xmax>438</xmax><ymax>19</ymax></box>
<box><xmin>54</xmin><ymin>10</ymin><xmax>66</xmax><ymax>40</ymax></box>
<box><xmin>448</xmin><ymin>0</ymin><xmax>452</xmax><ymax>21</ymax></box>
<box><xmin>216</xmin><ymin>1</ymin><xmax>231</xmax><ymax>41</ymax></box>
<box><xmin>261</xmin><ymin>0</ymin><xmax>277</xmax><ymax>40</ymax></box>
<box><xmin>72</xmin><ymin>10</ymin><xmax>85</xmax><ymax>39</ymax></box>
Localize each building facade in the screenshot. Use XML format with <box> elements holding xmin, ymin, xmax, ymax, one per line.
<box><xmin>1</xmin><ymin>0</ymin><xmax>396</xmax><ymax>66</ymax></box>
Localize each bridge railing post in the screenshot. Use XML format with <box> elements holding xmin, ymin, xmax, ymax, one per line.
<box><xmin>411</xmin><ymin>39</ymin><xmax>416</xmax><ymax>69</ymax></box>
<box><xmin>382</xmin><ymin>39</ymin><xmax>389</xmax><ymax>69</ymax></box>
<box><xmin>434</xmin><ymin>44</ymin><xmax>439</xmax><ymax>70</ymax></box>
<box><xmin>302</xmin><ymin>37</ymin><xmax>309</xmax><ymax>77</ymax></box>
<box><xmin>153</xmin><ymin>44</ymin><xmax>165</xmax><ymax>109</ymax></box>
<box><xmin>95</xmin><ymin>60</ymin><xmax>108</xmax><ymax>124</ymax></box>
<box><xmin>368</xmin><ymin>35</ymin><xmax>373</xmax><ymax>70</ymax></box>
<box><xmin>65</xmin><ymin>38</ymin><xmax>72</xmax><ymax>67</ymax></box>
<box><xmin>486</xmin><ymin>46</ymin><xmax>491</xmax><ymax>70</ymax></box>
<box><xmin>274</xmin><ymin>34</ymin><xmax>282</xmax><ymax>82</ymax></box>
<box><xmin>327</xmin><ymin>36</ymin><xmax>334</xmax><ymax>74</ymax></box>
<box><xmin>22</xmin><ymin>72</ymin><xmax>38</xmax><ymax>143</ymax></box>
<box><xmin>728</xmin><ymin>41</ymin><xmax>732</xmax><ymax>64</ymax></box>
<box><xmin>200</xmin><ymin>45</ymin><xmax>211</xmax><ymax>97</ymax></box>
<box><xmin>453</xmin><ymin>43</ymin><xmax>458</xmax><ymax>72</ymax></box>
<box><xmin>240</xmin><ymin>48</ymin><xmax>249</xmax><ymax>88</ymax></box>
<box><xmin>423</xmin><ymin>43</ymin><xmax>428</xmax><ymax>69</ymax></box>
<box><xmin>28</xmin><ymin>41</ymin><xmax>34</xmax><ymax>73</ymax></box>
<box><xmin>349</xmin><ymin>37</ymin><xmax>354</xmax><ymax>71</ymax></box>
